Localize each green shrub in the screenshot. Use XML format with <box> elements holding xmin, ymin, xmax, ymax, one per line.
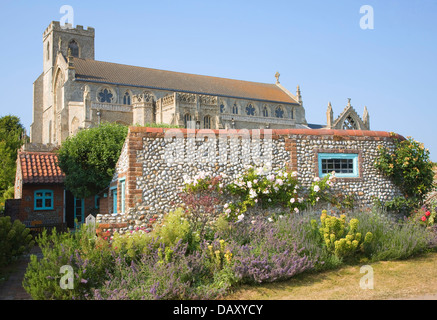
<box><xmin>375</xmin><ymin>136</ymin><xmax>435</xmax><ymax>213</ymax></box>
<box><xmin>349</xmin><ymin>208</ymin><xmax>433</xmax><ymax>261</ymax></box>
<box><xmin>23</xmin><ymin>224</ymin><xmax>113</xmax><ymax>300</ymax></box>
<box><xmin>0</xmin><ymin>216</ymin><xmax>34</xmax><ymax>267</ymax></box>
<box><xmin>311</xmin><ymin>210</ymin><xmax>373</xmax><ymax>259</ymax></box>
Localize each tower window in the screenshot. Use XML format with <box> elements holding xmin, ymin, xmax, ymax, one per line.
<box><xmin>68</xmin><ymin>40</ymin><xmax>79</xmax><ymax>57</ymax></box>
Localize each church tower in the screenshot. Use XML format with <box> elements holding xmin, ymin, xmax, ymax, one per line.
<box><xmin>31</xmin><ymin>22</ymin><xmax>95</xmax><ymax>145</ymax></box>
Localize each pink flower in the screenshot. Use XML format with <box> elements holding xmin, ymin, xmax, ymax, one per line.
<box><xmin>425</xmin><ymin>211</ymin><xmax>431</xmax><ymax>217</ymax></box>
<box><xmin>421</xmin><ymin>216</ymin><xmax>427</xmax><ymax>222</ymax></box>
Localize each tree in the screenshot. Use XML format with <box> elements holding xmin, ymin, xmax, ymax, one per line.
<box><xmin>57</xmin><ymin>123</ymin><xmax>128</xmax><ymax>199</ymax></box>
<box><xmin>0</xmin><ymin>115</ymin><xmax>25</xmax><ymax>196</ymax></box>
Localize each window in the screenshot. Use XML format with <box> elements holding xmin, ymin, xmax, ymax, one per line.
<box><xmin>262</xmin><ymin>106</ymin><xmax>269</xmax><ymax>117</ymax></box>
<box><xmin>204</xmin><ymin>115</ymin><xmax>211</xmax><ymax>129</ymax></box>
<box><xmin>34</xmin><ymin>190</ymin><xmax>53</xmax><ymax>210</ymax></box>
<box><xmin>246</xmin><ymin>103</ymin><xmax>255</xmax><ymax>116</ymax></box>
<box><xmin>290</xmin><ymin>107</ymin><xmax>294</xmax><ymax>119</ymax></box>
<box><xmin>123</xmin><ymin>91</ymin><xmax>131</xmax><ymax>105</ymax></box>
<box><xmin>232</xmin><ymin>103</ymin><xmax>238</xmax><ymax>114</ymax></box>
<box><xmin>275</xmin><ymin>106</ymin><xmax>284</xmax><ymax>118</ymax></box>
<box><xmin>68</xmin><ymin>40</ymin><xmax>79</xmax><ymax>57</ymax></box>
<box><xmin>111</xmin><ymin>187</ymin><xmax>117</xmax><ymax>214</ymax></box>
<box><xmin>318</xmin><ymin>153</ymin><xmax>359</xmax><ymax>178</ymax></box>
<box><xmin>220</xmin><ymin>103</ymin><xmax>225</xmax><ymax>113</ymax></box>
<box><xmin>95</xmin><ymin>195</ymin><xmax>100</xmax><ymax>209</ymax></box>
<box><xmin>343</xmin><ymin>115</ymin><xmax>357</xmax><ymax>130</ymax></box>
<box><xmin>184</xmin><ymin>113</ymin><xmax>192</xmax><ymax>128</ymax></box>
<box><xmin>98</xmin><ymin>88</ymin><xmax>114</xmax><ymax>103</ymax></box>
<box><xmin>119</xmin><ymin>179</ymin><xmax>126</xmax><ymax>214</ymax></box>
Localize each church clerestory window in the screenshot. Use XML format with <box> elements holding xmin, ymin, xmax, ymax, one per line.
<box><xmin>275</xmin><ymin>106</ymin><xmax>284</xmax><ymax>118</ymax></box>
<box><xmin>98</xmin><ymin>88</ymin><xmax>114</xmax><ymax>103</ymax></box>
<box><xmin>232</xmin><ymin>103</ymin><xmax>238</xmax><ymax>115</ymax></box>
<box><xmin>246</xmin><ymin>103</ymin><xmax>255</xmax><ymax>116</ymax></box>
<box><xmin>123</xmin><ymin>91</ymin><xmax>131</xmax><ymax>105</ymax></box>
<box><xmin>262</xmin><ymin>105</ymin><xmax>269</xmax><ymax>117</ymax></box>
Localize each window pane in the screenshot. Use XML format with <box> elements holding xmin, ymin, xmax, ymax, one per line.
<box><xmin>45</xmin><ymin>199</ymin><xmax>52</xmax><ymax>207</ymax></box>
<box><xmin>36</xmin><ymin>199</ymin><xmax>43</xmax><ymax>207</ymax></box>
<box><xmin>36</xmin><ymin>192</ymin><xmax>43</xmax><ymax>197</ymax></box>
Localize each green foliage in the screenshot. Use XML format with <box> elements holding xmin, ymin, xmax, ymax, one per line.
<box><xmin>0</xmin><ymin>216</ymin><xmax>34</xmax><ymax>267</ymax></box>
<box><xmin>23</xmin><ymin>224</ymin><xmax>113</xmax><ymax>300</ymax></box>
<box><xmin>57</xmin><ymin>122</ymin><xmax>128</xmax><ymax>198</ymax></box>
<box><xmin>311</xmin><ymin>210</ymin><xmax>373</xmax><ymax>259</ymax></box>
<box><xmin>375</xmin><ymin>136</ymin><xmax>435</xmax><ymax>213</ymax></box>
<box><xmin>154</xmin><ymin>208</ymin><xmax>193</xmax><ymax>247</ymax></box>
<box><xmin>0</xmin><ymin>115</ymin><xmax>26</xmax><ymax>198</ymax></box>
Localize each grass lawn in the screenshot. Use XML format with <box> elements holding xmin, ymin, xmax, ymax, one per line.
<box><xmin>224</xmin><ymin>251</ymin><xmax>437</xmax><ymax>300</ymax></box>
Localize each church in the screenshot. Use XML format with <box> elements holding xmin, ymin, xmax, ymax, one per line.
<box><xmin>30</xmin><ymin>21</ymin><xmax>370</xmax><ymax>146</ymax></box>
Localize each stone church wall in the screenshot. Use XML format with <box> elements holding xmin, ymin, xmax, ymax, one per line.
<box><xmin>96</xmin><ymin>127</ymin><xmax>404</xmax><ymax>236</ymax></box>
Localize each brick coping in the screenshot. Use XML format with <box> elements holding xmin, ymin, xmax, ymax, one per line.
<box><xmin>129</xmin><ymin>126</ymin><xmax>405</xmax><ymax>140</ymax></box>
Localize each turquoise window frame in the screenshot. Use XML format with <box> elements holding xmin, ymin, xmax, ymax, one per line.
<box><xmin>119</xmin><ymin>178</ymin><xmax>126</xmax><ymax>214</ymax></box>
<box><xmin>94</xmin><ymin>195</ymin><xmax>100</xmax><ymax>209</ymax></box>
<box><xmin>110</xmin><ymin>186</ymin><xmax>117</xmax><ymax>214</ymax></box>
<box><xmin>318</xmin><ymin>153</ymin><xmax>359</xmax><ymax>178</ymax></box>
<box><xmin>34</xmin><ymin>189</ymin><xmax>54</xmax><ymax>210</ymax></box>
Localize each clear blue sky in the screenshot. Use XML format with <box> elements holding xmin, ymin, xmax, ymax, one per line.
<box><xmin>0</xmin><ymin>0</ymin><xmax>436</xmax><ymax>161</ymax></box>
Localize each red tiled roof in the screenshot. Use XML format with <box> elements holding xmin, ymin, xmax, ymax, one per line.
<box><xmin>18</xmin><ymin>152</ymin><xmax>65</xmax><ymax>184</ymax></box>
<box><xmin>73</xmin><ymin>58</ymin><xmax>299</xmax><ymax>104</ymax></box>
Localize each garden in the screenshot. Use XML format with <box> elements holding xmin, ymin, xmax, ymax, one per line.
<box><xmin>1</xmin><ymin>133</ymin><xmax>435</xmax><ymax>300</ymax></box>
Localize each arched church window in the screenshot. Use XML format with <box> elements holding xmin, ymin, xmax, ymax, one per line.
<box><xmin>68</xmin><ymin>40</ymin><xmax>79</xmax><ymax>57</ymax></box>
<box><xmin>204</xmin><ymin>115</ymin><xmax>211</xmax><ymax>129</ymax></box>
<box><xmin>184</xmin><ymin>113</ymin><xmax>192</xmax><ymax>129</ymax></box>
<box><xmin>123</xmin><ymin>91</ymin><xmax>131</xmax><ymax>105</ymax></box>
<box><xmin>290</xmin><ymin>107</ymin><xmax>294</xmax><ymax>119</ymax></box>
<box><xmin>220</xmin><ymin>103</ymin><xmax>225</xmax><ymax>113</ymax></box>
<box><xmin>98</xmin><ymin>88</ymin><xmax>114</xmax><ymax>103</ymax></box>
<box><xmin>275</xmin><ymin>106</ymin><xmax>284</xmax><ymax>118</ymax></box>
<box><xmin>262</xmin><ymin>105</ymin><xmax>269</xmax><ymax>117</ymax></box>
<box><xmin>343</xmin><ymin>115</ymin><xmax>357</xmax><ymax>130</ymax></box>
<box><xmin>232</xmin><ymin>103</ymin><xmax>238</xmax><ymax>115</ymax></box>
<box><xmin>246</xmin><ymin>103</ymin><xmax>255</xmax><ymax>116</ymax></box>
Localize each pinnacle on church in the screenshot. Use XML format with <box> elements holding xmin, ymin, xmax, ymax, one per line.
<box><xmin>275</xmin><ymin>71</ymin><xmax>280</xmax><ymax>84</ymax></box>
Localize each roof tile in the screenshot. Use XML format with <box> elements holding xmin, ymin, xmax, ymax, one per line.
<box><xmin>19</xmin><ymin>152</ymin><xmax>65</xmax><ymax>184</ymax></box>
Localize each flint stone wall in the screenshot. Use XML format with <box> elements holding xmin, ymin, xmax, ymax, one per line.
<box><xmin>96</xmin><ymin>127</ymin><xmax>404</xmax><ymax>235</ymax></box>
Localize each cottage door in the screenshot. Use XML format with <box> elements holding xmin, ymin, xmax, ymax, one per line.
<box><xmin>74</xmin><ymin>197</ymin><xmax>85</xmax><ymax>229</ymax></box>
